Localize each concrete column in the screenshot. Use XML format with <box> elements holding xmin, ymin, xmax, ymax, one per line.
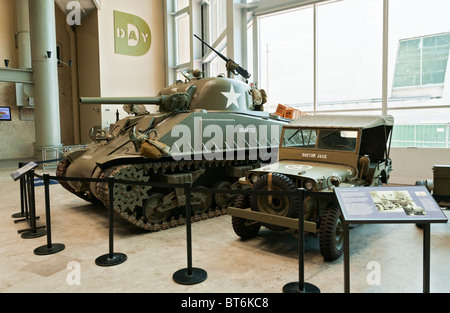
<box><xmin>16</xmin><ymin>0</ymin><xmax>32</xmax><ymax>69</ymax></box>
<box><xmin>28</xmin><ymin>0</ymin><xmax>62</xmax><ymax>159</ymax></box>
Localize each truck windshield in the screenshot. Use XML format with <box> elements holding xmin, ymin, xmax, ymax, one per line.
<box><xmin>282</xmin><ymin>128</ymin><xmax>358</xmax><ymax>152</ymax></box>
<box><xmin>282</xmin><ymin>129</ymin><xmax>317</xmax><ymax>149</ymax></box>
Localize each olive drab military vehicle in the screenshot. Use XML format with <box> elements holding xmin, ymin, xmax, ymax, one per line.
<box><xmin>57</xmin><ymin>64</ymin><xmax>290</xmax><ymax>231</ymax></box>
<box><xmin>229</xmin><ymin>115</ymin><xmax>394</xmax><ymax>261</ymax></box>
<box><xmin>416</xmin><ymin>165</ymin><xmax>450</xmax><ymax>207</ymax></box>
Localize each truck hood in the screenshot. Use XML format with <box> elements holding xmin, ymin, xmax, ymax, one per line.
<box><xmin>251</xmin><ymin>160</ymin><xmax>357</xmax><ymax>183</ymax></box>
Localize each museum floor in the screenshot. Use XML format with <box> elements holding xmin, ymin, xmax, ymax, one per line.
<box><xmin>0</xmin><ymin>159</ymin><xmax>449</xmax><ymax>294</ymax></box>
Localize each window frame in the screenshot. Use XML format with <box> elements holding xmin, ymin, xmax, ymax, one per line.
<box><xmin>165</xmin><ymin>0</ymin><xmax>251</xmax><ymax>85</ymax></box>
<box><xmin>200</xmin><ymin>0</ymin><xmax>228</xmax><ymax>78</ymax></box>
<box><xmin>164</xmin><ymin>0</ymin><xmax>202</xmax><ymax>85</ymax></box>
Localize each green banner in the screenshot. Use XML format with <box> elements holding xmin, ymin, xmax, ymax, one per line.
<box><xmin>114</xmin><ymin>10</ymin><xmax>151</xmax><ymax>56</ymax></box>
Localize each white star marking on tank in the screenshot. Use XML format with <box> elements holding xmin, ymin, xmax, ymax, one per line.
<box><xmin>221</xmin><ymin>85</ymin><xmax>242</xmax><ymax>109</ymax></box>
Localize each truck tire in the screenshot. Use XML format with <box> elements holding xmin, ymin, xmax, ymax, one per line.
<box><xmin>319</xmin><ymin>202</ymin><xmax>344</xmax><ymax>261</ymax></box>
<box><xmin>232</xmin><ymin>194</ymin><xmax>261</xmax><ymax>239</ymax></box>
<box><xmin>251</xmin><ymin>173</ymin><xmax>299</xmax><ymax>231</ymax></box>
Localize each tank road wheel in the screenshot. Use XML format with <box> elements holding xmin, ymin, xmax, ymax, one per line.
<box><xmin>212</xmin><ymin>181</ymin><xmax>234</xmax><ymax>210</ymax></box>
<box><xmin>319</xmin><ymin>203</ymin><xmax>344</xmax><ymax>261</ymax></box>
<box><xmin>232</xmin><ymin>195</ymin><xmax>261</xmax><ymax>239</ymax></box>
<box><xmin>251</xmin><ymin>173</ymin><xmax>299</xmax><ymax>231</ymax></box>
<box><xmin>191</xmin><ymin>187</ymin><xmax>213</xmax><ymax>216</ymax></box>
<box><xmin>143</xmin><ymin>193</ymin><xmax>171</xmax><ymax>225</ymax></box>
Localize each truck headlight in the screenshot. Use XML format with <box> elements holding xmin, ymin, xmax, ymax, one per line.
<box><xmin>303</xmin><ymin>180</ymin><xmax>315</xmax><ymax>191</ymax></box>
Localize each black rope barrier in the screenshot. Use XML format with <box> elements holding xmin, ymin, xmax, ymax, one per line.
<box><xmin>29</xmin><ymin>158</ymin><xmax>64</xmax><ymax>166</ymax></box>
<box><xmin>14</xmin><ymin>163</ymin><xmax>323</xmax><ymax>289</ymax></box>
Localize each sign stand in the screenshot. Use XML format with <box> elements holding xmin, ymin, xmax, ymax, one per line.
<box><xmin>335</xmin><ymin>186</ymin><xmax>448</xmax><ymax>293</ymax></box>
<box><xmin>11</xmin><ymin>162</ymin><xmax>28</xmax><ymax>219</ymax></box>
<box><xmin>11</xmin><ymin>164</ymin><xmax>47</xmax><ymax>239</ymax></box>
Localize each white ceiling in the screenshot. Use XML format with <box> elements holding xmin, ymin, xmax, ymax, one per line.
<box><xmin>55</xmin><ymin>0</ymin><xmax>100</xmax><ymax>19</ymax></box>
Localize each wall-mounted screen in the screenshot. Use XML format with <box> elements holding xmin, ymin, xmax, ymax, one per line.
<box><xmin>0</xmin><ymin>107</ymin><xmax>11</xmax><ymax>121</ymax></box>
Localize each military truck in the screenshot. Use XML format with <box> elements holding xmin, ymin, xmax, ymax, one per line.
<box><xmin>229</xmin><ymin>114</ymin><xmax>394</xmax><ymax>261</ymax></box>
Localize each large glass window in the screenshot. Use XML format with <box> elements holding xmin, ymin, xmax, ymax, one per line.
<box><xmin>165</xmin><ymin>0</ymin><xmax>450</xmax><ymax>149</ymax></box>
<box><xmin>258</xmin><ymin>6</ymin><xmax>314</xmax><ymax>113</ymax></box>
<box><xmin>209</xmin><ymin>47</ymin><xmax>228</xmax><ymax>77</ymax></box>
<box><xmin>176</xmin><ymin>13</ymin><xmax>191</xmax><ymax>65</ymax></box>
<box><xmin>198</xmin><ymin>0</ymin><xmax>228</xmax><ymax>78</ymax></box>
<box><xmin>177</xmin><ymin>0</ymin><xmax>189</xmax><ymax>11</ymax></box>
<box><xmin>317</xmin><ymin>0</ymin><xmax>383</xmax><ymax>111</ymax></box>
<box><xmin>254</xmin><ymin>0</ymin><xmax>450</xmax><ymax>149</ymax></box>
<box><xmin>210</xmin><ymin>0</ymin><xmax>227</xmax><ymax>44</ymax></box>
<box><xmin>390</xmin><ymin>107</ymin><xmax>450</xmax><ymax>148</ymax></box>
<box><xmin>165</xmin><ymin>0</ymin><xmax>193</xmax><ymax>84</ymax></box>
<box><xmin>392</xmin><ymin>123</ymin><xmax>449</xmax><ymax>148</ymax></box>
<box><xmin>388</xmin><ymin>0</ymin><xmax>450</xmax><ymax>148</ymax></box>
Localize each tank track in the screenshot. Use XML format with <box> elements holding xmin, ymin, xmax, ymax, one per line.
<box><xmin>95</xmin><ymin>159</ymin><xmax>254</xmax><ymax>232</ymax></box>
<box><xmin>57</xmin><ymin>156</ymin><xmax>257</xmax><ymax>232</ymax></box>
<box><xmin>56</xmin><ymin>159</ymin><xmax>102</xmax><ymax>205</ymax></box>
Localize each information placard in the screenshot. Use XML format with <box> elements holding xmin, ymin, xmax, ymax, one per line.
<box><xmin>335</xmin><ymin>186</ymin><xmax>448</xmax><ymax>224</ymax></box>
<box><xmin>10</xmin><ymin>162</ymin><xmax>38</xmax><ymax>181</ymax></box>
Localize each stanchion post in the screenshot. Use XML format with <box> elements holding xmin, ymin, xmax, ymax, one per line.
<box><xmin>423</xmin><ymin>223</ymin><xmax>431</xmax><ymax>293</ymax></box>
<box><xmin>283</xmin><ymin>189</ymin><xmax>320</xmax><ymax>293</ymax></box>
<box><xmin>173</xmin><ymin>183</ymin><xmax>207</xmax><ymax>285</ymax></box>
<box><xmin>34</xmin><ymin>174</ymin><xmax>65</xmax><ymax>255</ymax></box>
<box><xmin>21</xmin><ymin>170</ymin><xmax>46</xmax><ymax>239</ymax></box>
<box><xmin>95</xmin><ymin>177</ymin><xmax>127</xmax><ymax>267</ymax></box>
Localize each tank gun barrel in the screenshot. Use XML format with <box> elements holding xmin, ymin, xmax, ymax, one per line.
<box><xmin>194</xmin><ymin>34</ymin><xmax>251</xmax><ymax>80</ymax></box>
<box><xmin>80</xmin><ymin>97</ymin><xmax>165</xmax><ymax>105</ymax></box>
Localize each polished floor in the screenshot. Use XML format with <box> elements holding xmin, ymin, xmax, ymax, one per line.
<box><xmin>0</xmin><ymin>159</ymin><xmax>449</xmax><ymax>294</ymax></box>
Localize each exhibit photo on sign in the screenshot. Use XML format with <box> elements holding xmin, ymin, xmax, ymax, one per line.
<box><xmin>370</xmin><ymin>190</ymin><xmax>426</xmax><ymax>216</ymax></box>
<box><xmin>0</xmin><ymin>107</ymin><xmax>11</xmax><ymax>121</ymax></box>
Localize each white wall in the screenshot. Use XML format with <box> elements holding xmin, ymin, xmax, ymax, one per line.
<box><xmin>390</xmin><ymin>147</ymin><xmax>450</xmax><ymax>184</ymax></box>
<box><xmin>97</xmin><ymin>0</ymin><xmax>166</xmax><ymax>128</ymax></box>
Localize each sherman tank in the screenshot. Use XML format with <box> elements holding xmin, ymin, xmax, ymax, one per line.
<box><xmin>57</xmin><ymin>68</ymin><xmax>290</xmax><ymax>231</ymax></box>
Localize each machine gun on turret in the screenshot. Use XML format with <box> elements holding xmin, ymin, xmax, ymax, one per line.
<box><xmin>194</xmin><ymin>34</ymin><xmax>251</xmax><ymax>81</ymax></box>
